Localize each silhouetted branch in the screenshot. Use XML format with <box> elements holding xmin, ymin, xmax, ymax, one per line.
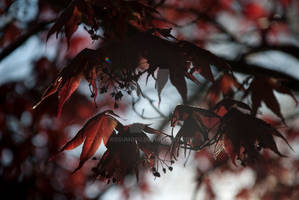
<box><xmin>224</xmin><ymin>59</ymin><xmax>299</xmax><ymax>91</ymax></box>
<box><xmin>0</xmin><ymin>20</ymin><xmax>53</xmax><ymax>63</ymax></box>
<box><xmin>241</xmin><ymin>44</ymin><xmax>299</xmax><ymax>60</ymax></box>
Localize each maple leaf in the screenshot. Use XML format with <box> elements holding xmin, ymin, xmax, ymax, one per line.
<box><xmin>213</xmin><ymin>98</ymin><xmax>252</xmax><ymax>114</ymax></box>
<box><xmin>170</xmin><ymin>105</ymin><xmax>221</xmax><ymax>159</ymax></box>
<box><xmin>206</xmin><ymin>73</ymin><xmax>243</xmax><ymax>107</ymax></box>
<box><xmin>243</xmin><ymin>77</ymin><xmax>298</xmax><ymax>122</ymax></box>
<box><xmin>33</xmin><ymin>49</ymin><xmax>101</xmax><ymax>117</ymax></box>
<box><xmin>85</xmin><ymin>66</ymin><xmax>98</xmax><ymax>103</ymax></box>
<box><xmin>180</xmin><ymin>41</ymin><xmax>231</xmax><ymax>82</ymax></box>
<box><xmin>140</xmin><ymin>33</ymin><xmax>188</xmax><ymax>103</ymax></box>
<box><xmin>171</xmin><ymin>105</ymin><xmax>221</xmax><ymax>127</ymax></box>
<box><xmin>52</xmin><ymin>110</ymin><xmax>119</xmax><ymax>173</ymax></box>
<box><xmin>40</xmin><ymin>30</ymin><xmax>232</xmax><ymax>112</ymax></box>
<box><xmin>130</xmin><ymin>32</ymin><xmax>231</xmax><ymax>104</ymax></box>
<box><xmin>155</xmin><ymin>68</ymin><xmax>169</xmax><ymax>105</ymax></box>
<box><xmin>47</xmin><ymin>0</ymin><xmax>94</xmax><ymax>44</ymax></box>
<box><xmin>216</xmin><ymin>103</ymin><xmax>292</xmax><ymax>166</ymax></box>
<box><xmin>93</xmin><ymin>123</ymin><xmax>167</xmax><ymax>183</ymax></box>
<box><xmin>33</xmin><ymin>65</ymin><xmax>83</xmax><ymax>117</ymax></box>
<box><xmin>93</xmin><ymin>132</ymin><xmax>140</xmax><ymax>184</ymax></box>
<box><xmin>124</xmin><ymin>123</ymin><xmax>169</xmax><ymax>165</ymax></box>
<box><xmin>57</xmin><ymin>73</ymin><xmax>82</xmax><ymax>118</ymax></box>
<box><xmin>128</xmin><ymin>123</ymin><xmax>169</xmax><ymax>162</ymax></box>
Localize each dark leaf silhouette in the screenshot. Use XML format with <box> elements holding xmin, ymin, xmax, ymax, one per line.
<box><xmin>216</xmin><ymin>102</ymin><xmax>292</xmax><ymax>166</ymax></box>
<box><xmin>170</xmin><ymin>105</ymin><xmax>220</xmax><ymax>159</ymax></box>
<box><xmin>213</xmin><ymin>98</ymin><xmax>252</xmax><ymax>114</ymax></box>
<box><xmin>93</xmin><ymin>123</ymin><xmax>168</xmax><ymax>183</ymax></box>
<box><xmin>155</xmin><ymin>68</ymin><xmax>169</xmax><ymax>105</ymax></box>
<box><xmin>243</xmin><ymin>77</ymin><xmax>297</xmax><ymax>122</ymax></box>
<box><xmin>47</xmin><ymin>0</ymin><xmax>94</xmax><ymax>44</ymax></box>
<box><xmin>33</xmin><ymin>49</ymin><xmax>101</xmax><ymax>117</ymax></box>
<box><xmin>43</xmin><ymin>31</ymin><xmax>231</xmax><ymax>105</ymax></box>
<box><xmin>180</xmin><ymin>41</ymin><xmax>231</xmax><ymax>82</ymax></box>
<box><xmin>93</xmin><ymin>131</ymin><xmax>139</xmax><ymax>184</ymax></box>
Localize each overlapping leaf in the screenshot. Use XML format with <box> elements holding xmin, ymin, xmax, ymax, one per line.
<box><xmin>206</xmin><ymin>73</ymin><xmax>243</xmax><ymax>107</ymax></box>
<box><xmin>180</xmin><ymin>41</ymin><xmax>231</xmax><ymax>81</ymax></box>
<box><xmin>93</xmin><ymin>122</ymin><xmax>169</xmax><ymax>183</ymax></box>
<box><xmin>215</xmin><ymin>99</ymin><xmax>292</xmax><ymax>166</ymax></box>
<box><xmin>47</xmin><ymin>0</ymin><xmax>158</xmax><ymax>43</ymax></box>
<box><xmin>47</xmin><ymin>0</ymin><xmax>94</xmax><ymax>44</ymax></box>
<box><xmin>33</xmin><ymin>49</ymin><xmax>100</xmax><ymax>117</ymax></box>
<box><xmin>243</xmin><ymin>77</ymin><xmax>297</xmax><ymax>122</ymax></box>
<box><xmin>94</xmin><ymin>132</ymin><xmax>140</xmax><ymax>184</ymax></box>
<box><xmin>170</xmin><ymin>105</ymin><xmax>221</xmax><ymax>159</ymax></box>
<box><xmin>42</xmin><ymin>26</ymin><xmax>231</xmax><ymax>109</ymax></box>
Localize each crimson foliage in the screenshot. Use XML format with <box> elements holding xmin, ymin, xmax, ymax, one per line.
<box><xmin>1</xmin><ymin>0</ymin><xmax>299</xmax><ymax>199</ymax></box>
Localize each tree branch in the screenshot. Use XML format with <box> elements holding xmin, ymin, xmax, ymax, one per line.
<box><xmin>241</xmin><ymin>44</ymin><xmax>299</xmax><ymax>60</ymax></box>
<box><xmin>0</xmin><ymin>20</ymin><xmax>53</xmax><ymax>63</ymax></box>
<box><xmin>224</xmin><ymin>59</ymin><xmax>299</xmax><ymax>91</ymax></box>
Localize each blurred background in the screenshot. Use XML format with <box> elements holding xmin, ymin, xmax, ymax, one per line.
<box><xmin>1</xmin><ymin>0</ymin><xmax>299</xmax><ymax>199</ymax></box>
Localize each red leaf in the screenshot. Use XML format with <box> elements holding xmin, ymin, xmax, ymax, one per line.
<box><xmin>51</xmin><ymin>110</ymin><xmax>119</xmax><ymax>173</ymax></box>
<box><xmin>47</xmin><ymin>0</ymin><xmax>94</xmax><ymax>44</ymax></box>
<box><xmin>33</xmin><ymin>48</ymin><xmax>100</xmax><ymax>117</ymax></box>
<box><xmin>218</xmin><ymin>104</ymin><xmax>292</xmax><ymax>166</ymax></box>
<box><xmin>47</xmin><ymin>1</ymin><xmax>77</xmax><ymax>41</ymax></box>
<box><xmin>206</xmin><ymin>73</ymin><xmax>243</xmax><ymax>107</ymax></box>
<box><xmin>93</xmin><ymin>123</ymin><xmax>167</xmax><ymax>183</ymax></box>
<box><xmin>243</xmin><ymin>77</ymin><xmax>297</xmax><ymax>123</ymax></box>
<box><xmin>180</xmin><ymin>41</ymin><xmax>231</xmax><ymax>82</ymax></box>
<box><xmin>170</xmin><ymin>105</ymin><xmax>220</xmax><ymax>159</ymax></box>
<box><xmin>57</xmin><ymin>73</ymin><xmax>82</xmax><ymax>117</ymax></box>
<box><xmin>86</xmin><ymin>66</ymin><xmax>98</xmax><ymax>104</ymax></box>
<box><xmin>32</xmin><ymin>76</ymin><xmax>63</xmax><ymax>110</ymax></box>
<box><xmin>93</xmin><ymin>132</ymin><xmax>140</xmax><ymax>184</ymax></box>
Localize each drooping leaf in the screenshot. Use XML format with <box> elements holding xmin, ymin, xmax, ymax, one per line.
<box><xmin>94</xmin><ymin>132</ymin><xmax>140</xmax><ymax>184</ymax></box>
<box><xmin>32</xmin><ymin>76</ymin><xmax>63</xmax><ymax>110</ymax></box>
<box><xmin>218</xmin><ymin>105</ymin><xmax>292</xmax><ymax>166</ymax></box>
<box><xmin>180</xmin><ymin>41</ymin><xmax>231</xmax><ymax>82</ymax></box>
<box><xmin>33</xmin><ymin>64</ymin><xmax>83</xmax><ymax>117</ymax></box>
<box><xmin>243</xmin><ymin>77</ymin><xmax>297</xmax><ymax>122</ymax></box>
<box><xmin>132</xmin><ymin>32</ymin><xmax>230</xmax><ymax>104</ymax></box>
<box><xmin>206</xmin><ymin>73</ymin><xmax>243</xmax><ymax>107</ymax></box>
<box><xmin>85</xmin><ymin>66</ymin><xmax>98</xmax><ymax>103</ymax></box>
<box><xmin>170</xmin><ymin>105</ymin><xmax>221</xmax><ymax>159</ymax></box>
<box><xmin>47</xmin><ymin>1</ymin><xmax>78</xmax><ymax>42</ymax></box>
<box><xmin>171</xmin><ymin>104</ymin><xmax>220</xmax><ymax>127</ymax></box>
<box><xmin>171</xmin><ymin>115</ymin><xmax>207</xmax><ymax>158</ymax></box>
<box><xmin>93</xmin><ymin>122</ymin><xmax>166</xmax><ymax>183</ymax></box>
<box><xmin>51</xmin><ymin>110</ymin><xmax>119</xmax><ymax>173</ymax></box>
<box><xmin>155</xmin><ymin>68</ymin><xmax>169</xmax><ymax>105</ymax></box>
<box><xmin>33</xmin><ymin>48</ymin><xmax>101</xmax><ymax>117</ymax></box>
<box><xmin>57</xmin><ymin>73</ymin><xmax>82</xmax><ymax>117</ymax></box>
<box><xmin>169</xmin><ymin>64</ymin><xmax>187</xmax><ymax>104</ymax></box>
<box><xmin>47</xmin><ymin>0</ymin><xmax>94</xmax><ymax>44</ymax></box>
